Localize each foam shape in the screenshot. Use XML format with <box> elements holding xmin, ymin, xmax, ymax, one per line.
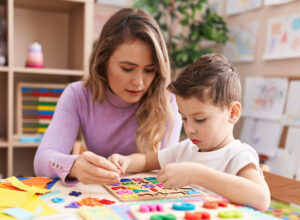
<box><xmin>185</xmin><ymin>211</ymin><xmax>211</xmax><ymax>220</ymax></box>
<box><xmin>51</xmin><ymin>197</ymin><xmax>65</xmax><ymax>203</ymax></box>
<box><xmin>172</xmin><ymin>203</ymin><xmax>196</xmax><ymax>211</ymax></box>
<box><xmin>218</xmin><ymin>210</ymin><xmax>244</xmax><ymax>218</ymax></box>
<box><xmin>69</xmin><ymin>191</ymin><xmax>82</xmax><ymax>197</ymax></box>
<box><xmin>64</xmin><ymin>202</ymin><xmax>80</xmax><ymax>208</ymax></box>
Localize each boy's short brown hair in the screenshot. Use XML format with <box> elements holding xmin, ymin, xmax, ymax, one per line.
<box><xmin>168</xmin><ymin>53</ymin><xmax>241</xmax><ymax>108</ymax></box>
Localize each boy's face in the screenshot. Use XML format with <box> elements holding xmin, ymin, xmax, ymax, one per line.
<box><xmin>176</xmin><ymin>96</ymin><xmax>236</xmax><ymax>152</ymax></box>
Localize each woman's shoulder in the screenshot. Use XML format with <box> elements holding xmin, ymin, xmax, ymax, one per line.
<box><xmin>65</xmin><ymin>81</ymin><xmax>89</xmax><ymax>97</ymax></box>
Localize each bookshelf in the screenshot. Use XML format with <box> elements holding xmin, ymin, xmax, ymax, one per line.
<box><xmin>0</xmin><ymin>0</ymin><xmax>94</xmax><ymax>178</ymax></box>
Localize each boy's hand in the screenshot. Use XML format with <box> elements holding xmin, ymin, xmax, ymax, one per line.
<box><xmin>108</xmin><ymin>154</ymin><xmax>131</xmax><ymax>174</ymax></box>
<box><xmin>157</xmin><ymin>162</ymin><xmax>197</xmax><ymax>188</ymax></box>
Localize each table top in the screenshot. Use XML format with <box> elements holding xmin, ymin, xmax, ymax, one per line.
<box><xmin>37</xmin><ymin>172</ymin><xmax>157</xmax><ymax>220</ymax></box>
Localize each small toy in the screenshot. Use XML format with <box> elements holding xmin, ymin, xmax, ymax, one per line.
<box><xmin>65</xmin><ymin>202</ymin><xmax>80</xmax><ymax>208</ymax></box>
<box><xmin>172</xmin><ymin>203</ymin><xmax>195</xmax><ymax>211</ymax></box>
<box><xmin>103</xmin><ymin>177</ymin><xmax>204</xmax><ymax>202</ymax></box>
<box><xmin>69</xmin><ymin>191</ymin><xmax>82</xmax><ymax>197</ymax></box>
<box><xmin>25</xmin><ymin>42</ymin><xmax>44</xmax><ymax>68</ymax></box>
<box><xmin>51</xmin><ymin>197</ymin><xmax>65</xmax><ymax>203</ymax></box>
<box><xmin>185</xmin><ymin>211</ymin><xmax>211</xmax><ymax>220</ymax></box>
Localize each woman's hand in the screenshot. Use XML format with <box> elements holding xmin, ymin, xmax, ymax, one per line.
<box><xmin>69</xmin><ymin>151</ymin><xmax>121</xmax><ymax>185</ymax></box>
<box><xmin>108</xmin><ymin>153</ymin><xmax>131</xmax><ymax>174</ymax></box>
<box><xmin>157</xmin><ymin>162</ymin><xmax>198</xmax><ymax>188</ymax></box>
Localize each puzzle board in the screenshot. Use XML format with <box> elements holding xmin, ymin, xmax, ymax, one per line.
<box><xmin>130</xmin><ymin>201</ymin><xmax>257</xmax><ymax>220</ymax></box>
<box><xmin>103</xmin><ymin>177</ymin><xmax>205</xmax><ymax>202</ymax></box>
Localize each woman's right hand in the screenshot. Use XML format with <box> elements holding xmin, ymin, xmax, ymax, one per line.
<box><xmin>69</xmin><ymin>151</ymin><xmax>121</xmax><ymax>185</ymax></box>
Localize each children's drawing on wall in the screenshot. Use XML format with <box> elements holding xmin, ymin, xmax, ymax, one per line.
<box><xmin>265</xmin><ymin>0</ymin><xmax>295</xmax><ymax>6</ymax></box>
<box><xmin>285</xmin><ymin>127</ymin><xmax>300</xmax><ymax>180</ymax></box>
<box><xmin>243</xmin><ymin>77</ymin><xmax>288</xmax><ymax>120</ymax></box>
<box><xmin>240</xmin><ymin>117</ymin><xmax>282</xmax><ymax>158</ymax></box>
<box><xmin>222</xmin><ymin>22</ymin><xmax>259</xmax><ymax>63</ymax></box>
<box><xmin>226</xmin><ymin>0</ymin><xmax>262</xmax><ymax>16</ymax></box>
<box><xmin>284</xmin><ymin>81</ymin><xmax>300</xmax><ymax>126</ymax></box>
<box><xmin>264</xmin><ymin>14</ymin><xmax>300</xmax><ymax>59</ymax></box>
<box><xmin>94</xmin><ymin>13</ymin><xmax>111</xmax><ymax>41</ymax></box>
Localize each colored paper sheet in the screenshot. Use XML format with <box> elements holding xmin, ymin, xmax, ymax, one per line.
<box><xmin>6</xmin><ymin>176</ymin><xmax>50</xmax><ymax>194</ymax></box>
<box><xmin>22</xmin><ymin>195</ymin><xmax>58</xmax><ymax>216</ymax></box>
<box><xmin>22</xmin><ymin>177</ymin><xmax>53</xmax><ymax>187</ymax></box>
<box><xmin>3</xmin><ymin>207</ymin><xmax>35</xmax><ymax>220</ymax></box>
<box><xmin>0</xmin><ymin>188</ymin><xmax>34</xmax><ymax>207</ymax></box>
<box><xmin>0</xmin><ymin>195</ymin><xmax>57</xmax><ymax>219</ymax></box>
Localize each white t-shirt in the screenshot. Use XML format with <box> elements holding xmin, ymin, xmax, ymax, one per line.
<box><xmin>158</xmin><ymin>139</ymin><xmax>262</xmax><ymax>176</ymax></box>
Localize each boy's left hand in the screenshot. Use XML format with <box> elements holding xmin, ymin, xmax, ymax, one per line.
<box><xmin>157</xmin><ymin>162</ymin><xmax>197</xmax><ymax>188</ymax></box>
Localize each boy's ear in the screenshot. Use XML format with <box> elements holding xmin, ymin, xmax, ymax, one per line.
<box><xmin>228</xmin><ymin>101</ymin><xmax>242</xmax><ymax>124</ymax></box>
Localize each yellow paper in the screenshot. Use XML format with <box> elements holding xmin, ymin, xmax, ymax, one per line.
<box><xmin>6</xmin><ymin>177</ymin><xmax>50</xmax><ymax>194</ymax></box>
<box><xmin>0</xmin><ymin>195</ymin><xmax>57</xmax><ymax>219</ymax></box>
<box><xmin>0</xmin><ymin>188</ymin><xmax>34</xmax><ymax>208</ymax></box>
<box><xmin>22</xmin><ymin>195</ymin><xmax>57</xmax><ymax>216</ymax></box>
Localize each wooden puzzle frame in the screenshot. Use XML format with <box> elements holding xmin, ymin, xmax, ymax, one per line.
<box><xmin>103</xmin><ymin>177</ymin><xmax>205</xmax><ymax>202</ymax></box>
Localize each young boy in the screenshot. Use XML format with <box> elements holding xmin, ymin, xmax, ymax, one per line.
<box><xmin>108</xmin><ymin>54</ymin><xmax>270</xmax><ymax>211</ymax></box>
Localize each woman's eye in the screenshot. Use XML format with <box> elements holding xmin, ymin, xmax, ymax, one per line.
<box><xmin>181</xmin><ymin>117</ymin><xmax>187</xmax><ymax>121</ymax></box>
<box><xmin>196</xmin><ymin>119</ymin><xmax>206</xmax><ymax>123</ymax></box>
<box><xmin>144</xmin><ymin>68</ymin><xmax>155</xmax><ymax>73</ymax></box>
<box><xmin>122</xmin><ymin>67</ymin><xmax>133</xmax><ymax>72</ymax></box>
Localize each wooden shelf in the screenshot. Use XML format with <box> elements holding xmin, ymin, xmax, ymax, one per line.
<box><xmin>0</xmin><ymin>141</ymin><xmax>8</xmax><ymax>148</ymax></box>
<box><xmin>13</xmin><ymin>141</ymin><xmax>40</xmax><ymax>148</ymax></box>
<box><xmin>0</xmin><ymin>66</ymin><xmax>9</xmax><ymax>72</ymax></box>
<box><xmin>13</xmin><ymin>67</ymin><xmax>84</xmax><ymax>76</ymax></box>
<box><xmin>0</xmin><ymin>0</ymin><xmax>94</xmax><ymax>177</ymax></box>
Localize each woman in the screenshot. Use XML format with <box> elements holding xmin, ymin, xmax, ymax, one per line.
<box><xmin>34</xmin><ymin>8</ymin><xmax>182</xmax><ymax>185</ymax></box>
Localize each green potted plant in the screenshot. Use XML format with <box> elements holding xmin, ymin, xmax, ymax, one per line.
<box><xmin>134</xmin><ymin>0</ymin><xmax>228</xmax><ymax>75</ymax></box>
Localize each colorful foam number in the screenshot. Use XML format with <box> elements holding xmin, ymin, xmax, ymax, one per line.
<box><xmin>185</xmin><ymin>211</ymin><xmax>211</xmax><ymax>220</ymax></box>
<box><xmin>184</xmin><ymin>189</ymin><xmax>200</xmax><ymax>195</ymax></box>
<box><xmin>140</xmin><ymin>204</ymin><xmax>164</xmax><ymax>212</ymax></box>
<box><xmin>132</xmin><ymin>178</ymin><xmax>143</xmax><ymax>182</ymax></box>
<box><xmin>122</xmin><ymin>194</ymin><xmax>139</xmax><ymax>199</ymax></box>
<box><xmin>122</xmin><ymin>181</ymin><xmax>136</xmax><ymax>185</ymax></box>
<box><xmin>120</xmin><ymin>178</ymin><xmax>132</xmax><ymax>182</ymax></box>
<box><xmin>218</xmin><ymin>210</ymin><xmax>243</xmax><ymax>218</ymax></box>
<box><xmin>172</xmin><ymin>203</ymin><xmax>196</xmax><ymax>211</ymax></box>
<box><xmin>203</xmin><ymin>201</ymin><xmax>228</xmax><ymax>209</ymax></box>
<box><xmin>51</xmin><ymin>197</ymin><xmax>65</xmax><ymax>203</ymax></box>
<box><xmin>150</xmin><ymin>214</ymin><xmax>176</xmax><ymax>220</ymax></box>
<box><xmin>116</xmin><ymin>190</ymin><xmax>133</xmax><ymax>194</ymax></box>
<box><xmin>127</xmin><ymin>185</ymin><xmax>141</xmax><ymax>190</ymax></box>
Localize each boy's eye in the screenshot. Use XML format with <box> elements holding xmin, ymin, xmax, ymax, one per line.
<box><xmin>195</xmin><ymin>119</ymin><xmax>206</xmax><ymax>123</ymax></box>
<box><xmin>122</xmin><ymin>67</ymin><xmax>133</xmax><ymax>72</ymax></box>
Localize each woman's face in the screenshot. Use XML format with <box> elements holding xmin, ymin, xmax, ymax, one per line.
<box><xmin>106</xmin><ymin>39</ymin><xmax>157</xmax><ymax>104</ymax></box>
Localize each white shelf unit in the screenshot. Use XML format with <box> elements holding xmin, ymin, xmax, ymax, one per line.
<box><xmin>0</xmin><ymin>0</ymin><xmax>94</xmax><ymax>178</ymax></box>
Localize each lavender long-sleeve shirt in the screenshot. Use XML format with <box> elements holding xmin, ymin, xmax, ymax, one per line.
<box><xmin>34</xmin><ymin>81</ymin><xmax>182</xmax><ymax>184</ymax></box>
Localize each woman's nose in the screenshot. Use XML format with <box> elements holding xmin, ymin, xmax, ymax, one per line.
<box><xmin>132</xmin><ymin>72</ymin><xmax>143</xmax><ymax>86</ymax></box>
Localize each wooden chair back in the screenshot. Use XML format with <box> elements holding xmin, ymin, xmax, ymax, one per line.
<box><xmin>263</xmin><ymin>171</ymin><xmax>300</xmax><ymax>205</ymax></box>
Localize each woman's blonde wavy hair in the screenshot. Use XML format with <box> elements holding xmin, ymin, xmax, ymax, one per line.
<box><xmin>85</xmin><ymin>8</ymin><xmax>173</xmax><ymax>153</ymax></box>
